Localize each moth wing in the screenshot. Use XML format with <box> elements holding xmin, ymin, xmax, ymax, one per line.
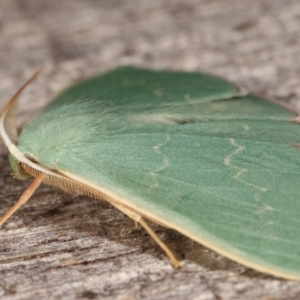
<box><xmin>18</xmin><ymin>68</ymin><xmax>300</xmax><ymax>279</ymax></box>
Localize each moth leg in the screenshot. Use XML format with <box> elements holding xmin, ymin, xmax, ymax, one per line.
<box><xmin>113</xmin><ymin>203</ymin><xmax>180</xmax><ymax>268</ymax></box>
<box><xmin>134</xmin><ymin>221</ymin><xmax>141</xmax><ymax>229</ymax></box>
<box><xmin>0</xmin><ymin>174</ymin><xmax>44</xmax><ymax>226</ymax></box>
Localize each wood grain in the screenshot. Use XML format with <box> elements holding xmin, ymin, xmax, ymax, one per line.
<box><xmin>1</xmin><ymin>0</ymin><xmax>300</xmax><ymax>299</ymax></box>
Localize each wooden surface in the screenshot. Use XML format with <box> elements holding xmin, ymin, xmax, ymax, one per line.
<box><xmin>1</xmin><ymin>0</ymin><xmax>300</xmax><ymax>299</ymax></box>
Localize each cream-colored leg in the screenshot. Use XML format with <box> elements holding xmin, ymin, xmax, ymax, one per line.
<box><xmin>0</xmin><ymin>174</ymin><xmax>44</xmax><ymax>226</ymax></box>
<box><xmin>134</xmin><ymin>221</ymin><xmax>141</xmax><ymax>229</ymax></box>
<box><xmin>113</xmin><ymin>203</ymin><xmax>180</xmax><ymax>268</ymax></box>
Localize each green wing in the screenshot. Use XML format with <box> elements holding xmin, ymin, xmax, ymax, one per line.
<box><xmin>17</xmin><ymin>67</ymin><xmax>300</xmax><ymax>279</ymax></box>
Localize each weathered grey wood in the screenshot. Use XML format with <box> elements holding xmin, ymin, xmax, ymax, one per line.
<box><xmin>1</xmin><ymin>0</ymin><xmax>300</xmax><ymax>299</ymax></box>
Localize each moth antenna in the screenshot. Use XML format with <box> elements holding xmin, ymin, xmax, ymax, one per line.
<box><xmin>0</xmin><ymin>67</ymin><xmax>44</xmax><ymax>148</ymax></box>
<box><xmin>0</xmin><ymin>174</ymin><xmax>44</xmax><ymax>226</ymax></box>
<box><xmin>0</xmin><ymin>68</ymin><xmax>89</xmax><ymax>190</ymax></box>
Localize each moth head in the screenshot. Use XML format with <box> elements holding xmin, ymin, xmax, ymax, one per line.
<box><xmin>0</xmin><ymin>69</ymin><xmax>43</xmax><ymax>180</ymax></box>
<box><xmin>8</xmin><ymin>154</ymin><xmax>32</xmax><ymax>179</ymax></box>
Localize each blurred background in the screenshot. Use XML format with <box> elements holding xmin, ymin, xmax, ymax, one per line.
<box><xmin>1</xmin><ymin>0</ymin><xmax>300</xmax><ymax>117</ymax></box>
<box><xmin>1</xmin><ymin>0</ymin><xmax>300</xmax><ymax>299</ymax></box>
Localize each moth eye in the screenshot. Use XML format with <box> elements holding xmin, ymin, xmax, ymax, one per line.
<box><xmin>12</xmin><ymin>161</ymin><xmax>32</xmax><ymax>180</ymax></box>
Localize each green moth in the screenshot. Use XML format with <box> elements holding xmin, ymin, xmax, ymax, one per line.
<box><xmin>1</xmin><ymin>67</ymin><xmax>300</xmax><ymax>280</ymax></box>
